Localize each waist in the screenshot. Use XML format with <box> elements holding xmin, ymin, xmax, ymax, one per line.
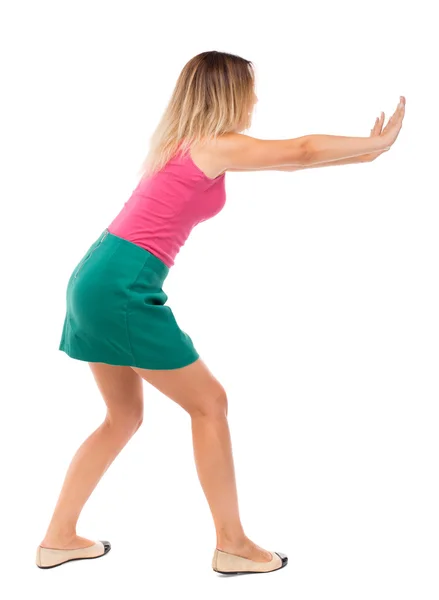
<box><xmin>99</xmin><ymin>228</ymin><xmax>170</xmax><ymax>285</ymax></box>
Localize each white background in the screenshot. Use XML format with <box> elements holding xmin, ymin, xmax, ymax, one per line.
<box><xmin>1</xmin><ymin>1</ymin><xmax>438</xmax><ymax>598</ymax></box>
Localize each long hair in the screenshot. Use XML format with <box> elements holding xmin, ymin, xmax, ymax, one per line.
<box><xmin>137</xmin><ymin>51</ymin><xmax>255</xmax><ymax>180</ymax></box>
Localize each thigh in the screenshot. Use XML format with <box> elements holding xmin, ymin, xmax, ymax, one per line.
<box><xmin>88</xmin><ymin>362</ymin><xmax>144</xmax><ymax>421</ymax></box>
<box><xmin>131</xmin><ymin>358</ymin><xmax>226</xmax><ymax>416</ymax></box>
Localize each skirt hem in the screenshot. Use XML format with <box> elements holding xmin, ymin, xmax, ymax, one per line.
<box><xmin>59</xmin><ymin>347</ymin><xmax>200</xmax><ymax>371</ymax></box>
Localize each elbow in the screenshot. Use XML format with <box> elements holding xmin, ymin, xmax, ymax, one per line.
<box><xmin>299</xmin><ymin>137</ymin><xmax>316</xmax><ymax>166</ymax></box>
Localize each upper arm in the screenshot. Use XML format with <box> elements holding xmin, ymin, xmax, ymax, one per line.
<box><xmin>227</xmin><ymin>165</ymin><xmax>304</xmax><ymax>172</ymax></box>
<box><xmin>213</xmin><ymin>132</ymin><xmax>311</xmax><ymax>172</ymax></box>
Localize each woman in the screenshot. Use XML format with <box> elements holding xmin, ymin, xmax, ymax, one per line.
<box><xmin>36</xmin><ymin>51</ymin><xmax>406</xmax><ymax>573</ymax></box>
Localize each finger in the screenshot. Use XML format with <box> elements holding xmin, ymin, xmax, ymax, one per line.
<box><xmin>399</xmin><ymin>98</ymin><xmax>406</xmax><ymax>117</ymax></box>
<box><xmin>383</xmin><ymin>99</ymin><xmax>403</xmax><ymax>133</ymax></box>
<box><xmin>389</xmin><ymin>104</ymin><xmax>400</xmax><ymax>124</ymax></box>
<box><xmin>371</xmin><ymin>116</ymin><xmax>381</xmax><ymax>136</ymax></box>
<box><xmin>397</xmin><ymin>97</ymin><xmax>405</xmax><ymax>116</ymax></box>
<box><xmin>396</xmin><ymin>102</ymin><xmax>405</xmax><ymax>123</ymax></box>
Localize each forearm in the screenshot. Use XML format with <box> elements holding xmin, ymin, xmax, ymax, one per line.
<box><xmin>274</xmin><ymin>154</ymin><xmax>371</xmax><ymax>171</ymax></box>
<box><xmin>302</xmin><ymin>154</ymin><xmax>370</xmax><ymax>169</ymax></box>
<box><xmin>303</xmin><ymin>134</ymin><xmax>388</xmax><ymax>165</ymax></box>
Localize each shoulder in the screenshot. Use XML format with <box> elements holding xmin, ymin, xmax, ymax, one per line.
<box><xmin>202</xmin><ymin>132</ymin><xmax>251</xmax><ymax>159</ymax></box>
<box><xmin>190</xmin><ymin>133</ymin><xmax>251</xmax><ymax>178</ymax></box>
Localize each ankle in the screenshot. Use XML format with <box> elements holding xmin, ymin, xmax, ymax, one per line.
<box><xmin>42</xmin><ymin>526</ymin><xmax>77</xmax><ymax>545</ymax></box>
<box><xmin>216</xmin><ymin>527</ymin><xmax>247</xmax><ymax>549</ymax></box>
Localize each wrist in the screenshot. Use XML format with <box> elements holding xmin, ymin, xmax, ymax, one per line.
<box><xmin>375</xmin><ymin>135</ymin><xmax>391</xmax><ymax>152</ymax></box>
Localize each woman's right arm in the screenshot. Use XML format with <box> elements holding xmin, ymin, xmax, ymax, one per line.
<box><xmin>216</xmin><ymin>97</ymin><xmax>405</xmax><ymax>171</ymax></box>
<box><xmin>216</xmin><ymin>132</ymin><xmax>388</xmax><ymax>171</ymax></box>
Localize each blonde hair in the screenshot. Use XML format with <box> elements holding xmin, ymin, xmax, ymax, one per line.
<box><xmin>137</xmin><ymin>51</ymin><xmax>255</xmax><ymax>180</ymax></box>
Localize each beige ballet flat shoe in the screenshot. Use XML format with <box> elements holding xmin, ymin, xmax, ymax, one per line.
<box><xmin>212</xmin><ymin>548</ymin><xmax>288</xmax><ymax>575</ymax></box>
<box><xmin>36</xmin><ymin>540</ymin><xmax>111</xmax><ymax>569</ymax></box>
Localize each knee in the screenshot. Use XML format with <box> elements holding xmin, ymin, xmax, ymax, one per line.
<box><xmin>105</xmin><ymin>406</ymin><xmax>144</xmax><ymax>436</ymax></box>
<box><xmin>190</xmin><ymin>385</ymin><xmax>228</xmax><ymax>419</ymax></box>
<box><xmin>134</xmin><ymin>412</ymin><xmax>144</xmax><ymax>432</ymax></box>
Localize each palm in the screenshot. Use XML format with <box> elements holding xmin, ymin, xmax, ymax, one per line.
<box><xmin>367</xmin><ymin>97</ymin><xmax>406</xmax><ymax>160</ymax></box>
<box><xmin>360</xmin><ymin>112</ymin><xmax>386</xmax><ymax>162</ymax></box>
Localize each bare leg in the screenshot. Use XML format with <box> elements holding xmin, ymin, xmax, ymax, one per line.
<box><xmin>39</xmin><ymin>363</ymin><xmax>144</xmax><ymax>549</ymax></box>
<box><xmin>132</xmin><ymin>358</ymin><xmax>272</xmax><ymax>562</ymax></box>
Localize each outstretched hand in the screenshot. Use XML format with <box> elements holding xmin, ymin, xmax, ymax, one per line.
<box><xmin>363</xmin><ymin>96</ymin><xmax>406</xmax><ymax>162</ymax></box>
<box><xmin>381</xmin><ymin>96</ymin><xmax>406</xmax><ymax>147</ymax></box>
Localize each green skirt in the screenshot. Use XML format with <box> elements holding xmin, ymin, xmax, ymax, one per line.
<box><xmin>59</xmin><ymin>229</ymin><xmax>200</xmax><ymax>370</ymax></box>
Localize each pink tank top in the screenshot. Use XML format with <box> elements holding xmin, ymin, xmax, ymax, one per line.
<box><xmin>107</xmin><ymin>149</ymin><xmax>226</xmax><ymax>268</ymax></box>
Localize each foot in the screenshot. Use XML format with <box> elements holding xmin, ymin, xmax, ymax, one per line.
<box><xmin>216</xmin><ymin>535</ymin><xmax>273</xmax><ymax>563</ymax></box>
<box><xmin>39</xmin><ymin>534</ymin><xmax>97</xmax><ymax>550</ymax></box>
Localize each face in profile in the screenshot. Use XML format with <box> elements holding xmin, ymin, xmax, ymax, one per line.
<box><xmin>238</xmin><ymin>89</ymin><xmax>258</xmax><ymax>132</ymax></box>
<box><xmin>249</xmin><ymin>90</ymin><xmax>258</xmax><ymax>124</ymax></box>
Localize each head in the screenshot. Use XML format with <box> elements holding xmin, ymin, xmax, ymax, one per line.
<box><xmin>138</xmin><ymin>51</ymin><xmax>257</xmax><ymax>179</ymax></box>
